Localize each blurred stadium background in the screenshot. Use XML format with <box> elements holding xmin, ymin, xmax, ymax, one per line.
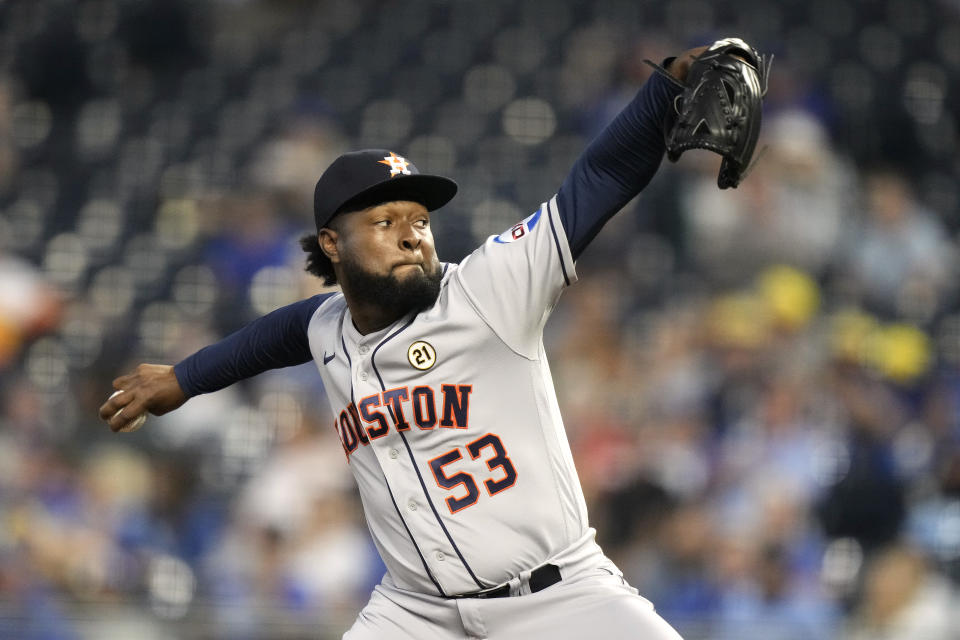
<box><xmin>1</xmin><ymin>0</ymin><xmax>959</xmax><ymax>638</ymax></box>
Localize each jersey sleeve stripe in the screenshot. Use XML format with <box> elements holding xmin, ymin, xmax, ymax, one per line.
<box><xmin>547</xmin><ymin>196</ymin><xmax>576</xmax><ymax>287</ymax></box>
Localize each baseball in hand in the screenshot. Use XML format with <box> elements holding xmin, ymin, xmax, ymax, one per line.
<box><xmin>109</xmin><ymin>390</ymin><xmax>147</xmax><ymax>432</ymax></box>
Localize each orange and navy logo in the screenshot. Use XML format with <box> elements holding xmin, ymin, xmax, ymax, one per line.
<box><xmin>378</xmin><ymin>152</ymin><xmax>412</xmax><ymax>177</ymax></box>
<box><xmin>494</xmin><ymin>208</ymin><xmax>541</xmax><ymax>244</ymax></box>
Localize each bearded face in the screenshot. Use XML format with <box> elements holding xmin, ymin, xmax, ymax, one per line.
<box><xmin>337</xmin><ymin>249</ymin><xmax>443</xmax><ymax>318</ymax></box>
<box><xmin>321</xmin><ymin>201</ymin><xmax>444</xmax><ymax>328</ymax></box>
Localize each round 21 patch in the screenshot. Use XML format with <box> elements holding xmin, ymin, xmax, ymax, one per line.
<box><xmin>407</xmin><ymin>341</ymin><xmax>437</xmax><ymax>370</ymax></box>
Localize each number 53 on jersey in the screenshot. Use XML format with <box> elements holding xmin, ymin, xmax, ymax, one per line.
<box><xmin>428</xmin><ymin>433</ymin><xmax>518</xmax><ymax>514</ymax></box>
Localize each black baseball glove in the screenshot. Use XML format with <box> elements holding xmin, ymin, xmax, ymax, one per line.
<box><xmin>649</xmin><ymin>38</ymin><xmax>771</xmax><ymax>189</ymax></box>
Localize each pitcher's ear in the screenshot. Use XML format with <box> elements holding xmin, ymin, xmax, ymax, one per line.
<box><xmin>318</xmin><ymin>228</ymin><xmax>340</xmax><ymax>263</ymax></box>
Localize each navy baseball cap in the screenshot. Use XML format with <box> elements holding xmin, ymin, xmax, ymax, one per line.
<box><xmin>313</xmin><ymin>149</ymin><xmax>458</xmax><ymax>231</ymax></box>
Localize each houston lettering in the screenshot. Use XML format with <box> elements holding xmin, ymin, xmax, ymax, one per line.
<box><xmin>334</xmin><ymin>383</ymin><xmax>473</xmax><ymax>459</ymax></box>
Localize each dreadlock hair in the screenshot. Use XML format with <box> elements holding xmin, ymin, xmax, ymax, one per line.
<box><xmin>300</xmin><ymin>233</ymin><xmax>338</xmax><ymax>286</ymax></box>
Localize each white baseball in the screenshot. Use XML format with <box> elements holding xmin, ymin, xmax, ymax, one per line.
<box><xmin>109</xmin><ymin>390</ymin><xmax>147</xmax><ymax>432</ymax></box>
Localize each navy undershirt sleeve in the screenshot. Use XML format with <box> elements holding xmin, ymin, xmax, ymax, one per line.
<box><xmin>556</xmin><ymin>70</ymin><xmax>683</xmax><ymax>260</ymax></box>
<box><xmin>173</xmin><ymin>293</ymin><xmax>333</xmax><ymax>398</ymax></box>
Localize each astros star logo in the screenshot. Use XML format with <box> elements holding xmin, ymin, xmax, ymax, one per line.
<box><xmin>378</xmin><ymin>152</ymin><xmax>412</xmax><ymax>177</ymax></box>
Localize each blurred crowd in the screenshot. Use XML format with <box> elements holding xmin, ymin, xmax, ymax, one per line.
<box><xmin>1</xmin><ymin>0</ymin><xmax>959</xmax><ymax>638</ymax></box>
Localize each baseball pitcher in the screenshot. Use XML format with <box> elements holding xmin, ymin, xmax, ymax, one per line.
<box><xmin>100</xmin><ymin>39</ymin><xmax>767</xmax><ymax>639</ymax></box>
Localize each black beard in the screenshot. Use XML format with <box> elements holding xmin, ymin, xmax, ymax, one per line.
<box><xmin>339</xmin><ymin>257</ymin><xmax>442</xmax><ymax>320</ymax></box>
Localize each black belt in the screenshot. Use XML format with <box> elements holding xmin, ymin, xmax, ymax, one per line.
<box><xmin>452</xmin><ymin>563</ymin><xmax>562</xmax><ymax>599</ymax></box>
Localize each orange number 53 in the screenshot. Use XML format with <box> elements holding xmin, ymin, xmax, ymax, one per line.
<box><xmin>428</xmin><ymin>433</ymin><xmax>518</xmax><ymax>514</ymax></box>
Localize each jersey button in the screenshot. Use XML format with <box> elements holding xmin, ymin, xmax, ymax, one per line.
<box><xmin>435</xmin><ymin>551</ymin><xmax>446</xmax><ymax>562</ymax></box>
<box><xmin>359</xmin><ymin>371</ymin><xmax>368</xmax><ymax>381</ymax></box>
<box><xmin>407</xmin><ymin>500</ymin><xmax>417</xmax><ymax>511</ymax></box>
<box><xmin>389</xmin><ymin>448</ymin><xmax>399</xmax><ymax>459</ymax></box>
<box><xmin>359</xmin><ymin>345</ymin><xmax>369</xmax><ymax>355</ymax></box>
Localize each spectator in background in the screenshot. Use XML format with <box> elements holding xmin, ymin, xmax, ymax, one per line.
<box><xmin>843</xmin><ymin>544</ymin><xmax>959</xmax><ymax>640</ymax></box>
<box><xmin>203</xmin><ymin>419</ymin><xmax>378</xmax><ymax>635</ymax></box>
<box><xmin>627</xmin><ymin>500</ymin><xmax>722</xmax><ymax>633</ymax></box>
<box><xmin>839</xmin><ymin>168</ymin><xmax>955</xmax><ymax>322</ymax></box>
<box><xmin>714</xmin><ymin>543</ymin><xmax>838</xmax><ymax>640</ymax></box>
<box><xmin>0</xmin><ymin>252</ymin><xmax>62</xmax><ymax>370</ymax></box>
<box><xmin>235</xmin><ymin>425</ymin><xmax>381</xmax><ymax>612</ymax></box>
<box><xmin>906</xmin><ymin>448</ymin><xmax>960</xmax><ymax>583</ymax></box>
<box><xmin>678</xmin><ymin>109</ymin><xmax>852</xmax><ymax>285</ymax></box>
<box><xmin>201</xmin><ymin>193</ymin><xmax>300</xmax><ymax>321</ymax></box>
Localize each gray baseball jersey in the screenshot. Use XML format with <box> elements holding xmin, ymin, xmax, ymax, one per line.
<box><xmin>168</xmin><ymin>69</ymin><xmax>688</xmax><ymax>638</ymax></box>
<box><xmin>306</xmin><ymin>196</ymin><xmax>587</xmax><ymax>597</ymax></box>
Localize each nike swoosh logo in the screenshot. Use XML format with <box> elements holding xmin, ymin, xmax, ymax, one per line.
<box><xmin>323</xmin><ymin>352</ymin><xmax>335</xmax><ymax>365</ymax></box>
